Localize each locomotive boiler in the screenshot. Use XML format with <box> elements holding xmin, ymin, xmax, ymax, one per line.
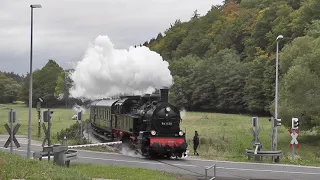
<box><xmin>89</xmin><ymin>88</ymin><xmax>188</xmax><ymax>158</ymax></box>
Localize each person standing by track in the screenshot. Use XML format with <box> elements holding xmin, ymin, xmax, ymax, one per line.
<box><xmin>193</xmin><ymin>131</ymin><xmax>199</xmax><ymax>156</ymax></box>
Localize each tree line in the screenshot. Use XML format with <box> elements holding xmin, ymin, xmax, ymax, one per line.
<box><xmin>0</xmin><ymin>60</ymin><xmax>83</xmax><ymax>108</ymax></box>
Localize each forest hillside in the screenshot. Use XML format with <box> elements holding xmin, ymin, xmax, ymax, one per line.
<box><xmin>141</xmin><ymin>0</ymin><xmax>320</xmax><ymax>131</ymax></box>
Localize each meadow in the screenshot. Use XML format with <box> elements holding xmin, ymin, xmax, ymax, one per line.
<box><xmin>1</xmin><ymin>103</ymin><xmax>320</xmax><ymax>166</ymax></box>
<box><xmin>180</xmin><ymin>112</ymin><xmax>320</xmax><ymax>166</ymax></box>
<box><xmin>0</xmin><ymin>102</ymin><xmax>90</xmax><ymax>144</ymax></box>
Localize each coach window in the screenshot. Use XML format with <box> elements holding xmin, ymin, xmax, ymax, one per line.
<box><xmin>126</xmin><ymin>117</ymin><xmax>128</xmax><ymax>130</ymax></box>
<box><xmin>101</xmin><ymin>109</ymin><xmax>104</xmax><ymax>119</ymax></box>
<box><xmin>96</xmin><ymin>109</ymin><xmax>98</xmax><ymax>119</ymax></box>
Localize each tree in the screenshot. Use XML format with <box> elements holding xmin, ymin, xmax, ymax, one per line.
<box><xmin>192</xmin><ymin>10</ymin><xmax>200</xmax><ymax>20</ymax></box>
<box><xmin>168</xmin><ymin>55</ymin><xmax>199</xmax><ymax>110</ymax></box>
<box><xmin>0</xmin><ymin>73</ymin><xmax>22</xmax><ymax>103</ymax></box>
<box><xmin>244</xmin><ymin>56</ymin><xmax>267</xmax><ymax>113</ymax></box>
<box><xmin>54</xmin><ymin>69</ymin><xmax>74</xmax><ymax>107</ymax></box>
<box><xmin>21</xmin><ymin>59</ymin><xmax>64</xmax><ymax>107</ymax></box>
<box><xmin>212</xmin><ymin>49</ymin><xmax>248</xmax><ymax>113</ymax></box>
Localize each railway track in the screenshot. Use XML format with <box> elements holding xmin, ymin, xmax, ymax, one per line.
<box><xmin>81</xmin><ymin>123</ymin><xmax>122</xmax><ymax>153</ymax></box>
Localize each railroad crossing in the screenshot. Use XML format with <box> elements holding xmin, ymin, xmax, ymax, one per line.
<box><xmin>3</xmin><ymin>109</ymin><xmax>21</xmax><ymax>153</ymax></box>
<box><xmin>290</xmin><ymin>117</ymin><xmax>300</xmax><ymax>160</ymax></box>
<box><xmin>245</xmin><ymin>116</ymin><xmax>282</xmax><ymax>162</ymax></box>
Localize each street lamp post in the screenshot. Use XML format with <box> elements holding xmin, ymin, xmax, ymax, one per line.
<box><xmin>273</xmin><ymin>34</ymin><xmax>283</xmax><ymax>153</ymax></box>
<box><xmin>27</xmin><ymin>4</ymin><xmax>42</xmax><ymax>159</ymax></box>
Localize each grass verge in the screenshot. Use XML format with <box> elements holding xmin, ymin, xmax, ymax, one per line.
<box><xmin>0</xmin><ymin>150</ymin><xmax>189</xmax><ymax>180</ymax></box>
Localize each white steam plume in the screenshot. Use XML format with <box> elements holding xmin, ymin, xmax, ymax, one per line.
<box><xmin>71</xmin><ymin>104</ymin><xmax>87</xmax><ymax>120</ymax></box>
<box><xmin>119</xmin><ymin>145</ymin><xmax>143</xmax><ymax>158</ymax></box>
<box><xmin>72</xmin><ymin>104</ymin><xmax>87</xmax><ymax>114</ymax></box>
<box><xmin>69</xmin><ymin>35</ymin><xmax>173</xmax><ymax>100</ymax></box>
<box><xmin>180</xmin><ymin>108</ymin><xmax>186</xmax><ymax>119</ymax></box>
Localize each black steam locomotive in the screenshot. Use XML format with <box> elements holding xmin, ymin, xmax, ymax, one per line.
<box><xmin>89</xmin><ymin>88</ymin><xmax>188</xmax><ymax>158</ymax></box>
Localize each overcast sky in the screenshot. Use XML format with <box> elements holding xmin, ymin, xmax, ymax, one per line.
<box><xmin>0</xmin><ymin>0</ymin><xmax>223</xmax><ymax>75</ymax></box>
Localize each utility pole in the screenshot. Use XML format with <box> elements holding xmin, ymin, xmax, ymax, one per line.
<box><xmin>27</xmin><ymin>4</ymin><xmax>42</xmax><ymax>159</ymax></box>
<box><xmin>273</xmin><ymin>35</ymin><xmax>283</xmax><ymax>153</ymax></box>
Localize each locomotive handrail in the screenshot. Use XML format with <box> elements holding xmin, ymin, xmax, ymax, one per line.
<box><xmin>205</xmin><ymin>164</ymin><xmax>216</xmax><ymax>180</ymax></box>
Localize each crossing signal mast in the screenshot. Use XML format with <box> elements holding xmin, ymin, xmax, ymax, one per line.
<box><xmin>252</xmin><ymin>116</ymin><xmax>258</xmax><ymax>127</ymax></box>
<box><xmin>274</xmin><ymin>118</ymin><xmax>281</xmax><ymax>127</ymax></box>
<box><xmin>292</xmin><ymin>118</ymin><xmax>299</xmax><ymax>130</ymax></box>
<box><xmin>271</xmin><ymin>116</ymin><xmax>282</xmax><ymax>162</ymax></box>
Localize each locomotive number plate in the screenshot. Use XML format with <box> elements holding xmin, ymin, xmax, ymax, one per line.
<box><xmin>161</xmin><ymin>122</ymin><xmax>172</xmax><ymax>126</ymax></box>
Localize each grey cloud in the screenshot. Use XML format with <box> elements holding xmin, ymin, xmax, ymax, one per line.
<box><xmin>0</xmin><ymin>0</ymin><xmax>223</xmax><ymax>74</ymax></box>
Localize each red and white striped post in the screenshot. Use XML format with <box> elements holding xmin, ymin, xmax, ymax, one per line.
<box><xmin>289</xmin><ymin>128</ymin><xmax>300</xmax><ymax>160</ymax></box>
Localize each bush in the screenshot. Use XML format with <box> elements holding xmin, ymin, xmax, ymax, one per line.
<box><xmin>56</xmin><ymin>119</ymin><xmax>90</xmax><ymax>145</ymax></box>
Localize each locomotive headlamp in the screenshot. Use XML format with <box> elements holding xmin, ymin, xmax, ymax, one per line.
<box><xmin>179</xmin><ymin>131</ymin><xmax>184</xmax><ymax>136</ymax></box>
<box><xmin>166</xmin><ymin>107</ymin><xmax>171</xmax><ymax>112</ymax></box>
<box><xmin>151</xmin><ymin>130</ymin><xmax>156</xmax><ymax>136</ymax></box>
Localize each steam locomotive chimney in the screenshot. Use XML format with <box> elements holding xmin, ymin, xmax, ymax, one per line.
<box><xmin>160</xmin><ymin>88</ymin><xmax>169</xmax><ymax>103</ymax></box>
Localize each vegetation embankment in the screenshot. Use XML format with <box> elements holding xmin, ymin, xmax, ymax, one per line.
<box><xmin>0</xmin><ymin>150</ymin><xmax>188</xmax><ymax>180</ymax></box>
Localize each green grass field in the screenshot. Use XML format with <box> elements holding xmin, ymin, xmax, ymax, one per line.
<box><xmin>180</xmin><ymin>112</ymin><xmax>320</xmax><ymax>166</ymax></box>
<box><xmin>0</xmin><ymin>150</ymin><xmax>188</xmax><ymax>180</ymax></box>
<box><xmin>1</xmin><ymin>103</ymin><xmax>320</xmax><ymax>166</ymax></box>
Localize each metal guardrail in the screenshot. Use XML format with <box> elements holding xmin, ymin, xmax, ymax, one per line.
<box><xmin>245</xmin><ymin>149</ymin><xmax>282</xmax><ymax>155</ymax></box>
<box><xmin>33</xmin><ymin>144</ymin><xmax>78</xmax><ymax>167</ymax></box>
<box><xmin>205</xmin><ymin>164</ymin><xmax>216</xmax><ymax>180</ymax></box>
<box><xmin>245</xmin><ymin>148</ymin><xmax>282</xmax><ymax>163</ymax></box>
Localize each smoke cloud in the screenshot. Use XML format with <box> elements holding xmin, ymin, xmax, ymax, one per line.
<box><xmin>69</xmin><ymin>35</ymin><xmax>173</xmax><ymax>100</ymax></box>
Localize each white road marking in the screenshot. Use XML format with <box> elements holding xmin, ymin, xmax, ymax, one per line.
<box><xmin>0</xmin><ymin>147</ymin><xmax>34</xmax><ymax>153</ymax></box>
<box><xmin>190</xmin><ymin>157</ymin><xmax>320</xmax><ymax>169</ymax></box>
<box><xmin>213</xmin><ymin>166</ymin><xmax>320</xmax><ymax>175</ymax></box>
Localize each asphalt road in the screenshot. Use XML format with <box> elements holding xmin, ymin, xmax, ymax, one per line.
<box><xmin>0</xmin><ymin>135</ymin><xmax>320</xmax><ymax>180</ymax></box>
